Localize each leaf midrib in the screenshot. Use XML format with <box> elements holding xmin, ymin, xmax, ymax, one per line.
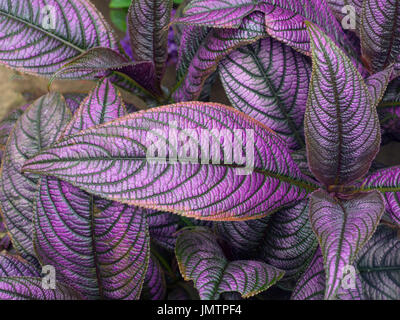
<box><xmin>25</xmin><ymin>155</ymin><xmax>319</xmax><ymax>192</ymax></box>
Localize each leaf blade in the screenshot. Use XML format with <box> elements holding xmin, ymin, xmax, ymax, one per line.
<box><xmin>309</xmin><ymin>189</ymin><xmax>384</xmax><ymax>299</ymax></box>
<box><xmin>305</xmin><ymin>22</ymin><xmax>380</xmax><ymax>186</ymax></box>
<box><xmin>0</xmin><ymin>0</ymin><xmax>117</xmax><ymax>77</ymax></box>
<box><xmin>23</xmin><ymin>102</ymin><xmax>314</xmax><ymax>221</ymax></box>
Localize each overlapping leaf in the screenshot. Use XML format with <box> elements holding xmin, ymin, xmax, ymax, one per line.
<box><xmin>33</xmin><ymin>78</ymin><xmax>151</xmax><ymax>300</ymax></box>
<box><xmin>34</xmin><ymin>177</ymin><xmax>150</xmax><ymax>300</ymax></box>
<box><xmin>175</xmin><ymin>227</ymin><xmax>284</xmax><ymax>300</ymax></box>
<box><xmin>215</xmin><ymin>217</ymin><xmax>270</xmax><ymax>259</ymax></box>
<box><xmin>148</xmin><ymin>211</ymin><xmax>180</xmax><ymax>251</ymax></box>
<box><xmin>304</xmin><ymin>22</ymin><xmax>380</xmax><ymax>186</ymax></box>
<box><xmin>360</xmin><ymin>0</ymin><xmax>400</xmax><ymax>74</ymax></box>
<box><xmin>173</xmin><ymin>12</ymin><xmax>267</xmax><ymax>102</ymax></box>
<box><xmin>309</xmin><ymin>189</ymin><xmax>384</xmax><ymax>299</ymax></box>
<box><xmin>0</xmin><ymin>278</ymin><xmax>82</xmax><ymax>300</ymax></box>
<box><xmin>50</xmin><ymin>48</ymin><xmax>158</xmax><ymax>96</ymax></box>
<box><xmin>365</xmin><ymin>67</ymin><xmax>394</xmax><ymax>108</ymax></box>
<box><xmin>62</xmin><ymin>78</ymin><xmax>127</xmax><ymax>137</ymax></box>
<box><xmin>0</xmin><ymin>93</ymin><xmax>71</xmax><ymax>261</ymax></box>
<box><xmin>291</xmin><ymin>248</ymin><xmax>325</xmax><ymax>300</ymax></box>
<box><xmin>357</xmin><ymin>226</ymin><xmax>400</xmax><ymax>300</ymax></box>
<box><xmin>261</xmin><ymin>199</ymin><xmax>318</xmax><ymax>279</ymax></box>
<box><xmin>128</xmin><ymin>0</ymin><xmax>172</xmax><ymax>85</ymax></box>
<box><xmin>0</xmin><ymin>254</ymin><xmax>39</xmax><ymax>277</ymax></box>
<box><xmin>141</xmin><ymin>254</ymin><xmax>166</xmax><ymax>300</ymax></box>
<box><xmin>175</xmin><ymin>0</ymin><xmax>355</xmax><ymax>57</ymax></box>
<box><xmin>23</xmin><ymin>102</ymin><xmax>316</xmax><ymax>221</ymax></box>
<box><xmin>362</xmin><ymin>166</ymin><xmax>400</xmax><ymax>226</ymax></box>
<box><xmin>175</xmin><ymin>0</ymin><xmax>258</xmax><ymax>28</ymax></box>
<box><xmin>291</xmin><ymin>248</ymin><xmax>364</xmax><ymax>300</ymax></box>
<box><xmin>64</xmin><ymin>94</ymin><xmax>87</xmax><ymax>114</ymax></box>
<box><xmin>0</xmin><ymin>0</ymin><xmax>117</xmax><ymax>77</ymax></box>
<box><xmin>219</xmin><ymin>37</ymin><xmax>311</xmax><ymax>150</ymax></box>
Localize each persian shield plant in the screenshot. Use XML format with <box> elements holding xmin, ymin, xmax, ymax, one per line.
<box><xmin>0</xmin><ymin>0</ymin><xmax>399</xmax><ymax>300</ymax></box>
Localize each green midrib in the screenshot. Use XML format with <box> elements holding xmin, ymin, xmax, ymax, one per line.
<box><xmin>24</xmin><ymin>156</ymin><xmax>319</xmax><ymax>192</ymax></box>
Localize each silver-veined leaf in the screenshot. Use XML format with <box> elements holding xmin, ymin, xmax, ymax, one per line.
<box><xmin>173</xmin><ymin>11</ymin><xmax>267</xmax><ymax>102</ymax></box>
<box><xmin>291</xmin><ymin>247</ymin><xmax>364</xmax><ymax>300</ymax></box>
<box><xmin>215</xmin><ymin>217</ymin><xmax>270</xmax><ymax>259</ymax></box>
<box><xmin>33</xmin><ymin>77</ymin><xmax>150</xmax><ymax>300</ymax></box>
<box><xmin>0</xmin><ymin>93</ymin><xmax>71</xmax><ymax>261</ymax></box>
<box><xmin>128</xmin><ymin>0</ymin><xmax>172</xmax><ymax>86</ymax></box>
<box><xmin>357</xmin><ymin>226</ymin><xmax>400</xmax><ymax>300</ymax></box>
<box><xmin>148</xmin><ymin>211</ymin><xmax>180</xmax><ymax>251</ymax></box>
<box><xmin>141</xmin><ymin>253</ymin><xmax>166</xmax><ymax>300</ymax></box>
<box><xmin>219</xmin><ymin>37</ymin><xmax>311</xmax><ymax>150</ymax></box>
<box><xmin>362</xmin><ymin>166</ymin><xmax>400</xmax><ymax>227</ymax></box>
<box><xmin>34</xmin><ymin>177</ymin><xmax>150</xmax><ymax>300</ymax></box>
<box><xmin>360</xmin><ymin>0</ymin><xmax>400</xmax><ymax>74</ymax></box>
<box><xmin>0</xmin><ymin>0</ymin><xmax>117</xmax><ymax>77</ymax></box>
<box><xmin>305</xmin><ymin>22</ymin><xmax>380</xmax><ymax>186</ymax></box>
<box><xmin>23</xmin><ymin>102</ymin><xmax>317</xmax><ymax>221</ymax></box>
<box><xmin>261</xmin><ymin>199</ymin><xmax>318</xmax><ymax>279</ymax></box>
<box><xmin>309</xmin><ymin>189</ymin><xmax>384</xmax><ymax>299</ymax></box>
<box><xmin>175</xmin><ymin>227</ymin><xmax>284</xmax><ymax>300</ymax></box>
<box><xmin>0</xmin><ymin>253</ymin><xmax>39</xmax><ymax>277</ymax></box>
<box><xmin>0</xmin><ymin>277</ymin><xmax>83</xmax><ymax>300</ymax></box>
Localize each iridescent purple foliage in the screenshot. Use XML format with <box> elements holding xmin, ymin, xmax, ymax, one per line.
<box><xmin>0</xmin><ymin>0</ymin><xmax>399</xmax><ymax>301</ymax></box>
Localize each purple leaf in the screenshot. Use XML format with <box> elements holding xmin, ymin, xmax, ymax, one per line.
<box><xmin>357</xmin><ymin>226</ymin><xmax>400</xmax><ymax>300</ymax></box>
<box><xmin>291</xmin><ymin>248</ymin><xmax>325</xmax><ymax>300</ymax></box>
<box><xmin>33</xmin><ymin>78</ymin><xmax>151</xmax><ymax>300</ymax></box>
<box><xmin>0</xmin><ymin>93</ymin><xmax>71</xmax><ymax>261</ymax></box>
<box><xmin>290</xmin><ymin>149</ymin><xmax>317</xmax><ymax>181</ymax></box>
<box><xmin>50</xmin><ymin>48</ymin><xmax>158</xmax><ymax>96</ymax></box>
<box><xmin>365</xmin><ymin>67</ymin><xmax>394</xmax><ymax>108</ymax></box>
<box><xmin>215</xmin><ymin>217</ymin><xmax>270</xmax><ymax>259</ymax></box>
<box><xmin>141</xmin><ymin>254</ymin><xmax>166</xmax><ymax>300</ymax></box>
<box><xmin>64</xmin><ymin>94</ymin><xmax>87</xmax><ymax>115</ymax></box>
<box><xmin>148</xmin><ymin>211</ymin><xmax>180</xmax><ymax>251</ymax></box>
<box><xmin>309</xmin><ymin>189</ymin><xmax>384</xmax><ymax>299</ymax></box>
<box><xmin>175</xmin><ymin>0</ymin><xmax>257</xmax><ymax>28</ymax></box>
<box><xmin>0</xmin><ymin>278</ymin><xmax>83</xmax><ymax>300</ymax></box>
<box><xmin>0</xmin><ymin>0</ymin><xmax>117</xmax><ymax>77</ymax></box>
<box><xmin>360</xmin><ymin>0</ymin><xmax>400</xmax><ymax>74</ymax></box>
<box><xmin>176</xmin><ymin>25</ymin><xmax>209</xmax><ymax>82</ymax></box>
<box><xmin>62</xmin><ymin>78</ymin><xmax>127</xmax><ymax>137</ymax></box>
<box><xmin>219</xmin><ymin>37</ymin><xmax>311</xmax><ymax>150</ymax></box>
<box><xmin>362</xmin><ymin>166</ymin><xmax>400</xmax><ymax>226</ymax></box>
<box><xmin>175</xmin><ymin>227</ymin><xmax>284</xmax><ymax>300</ymax></box>
<box><xmin>173</xmin><ymin>11</ymin><xmax>267</xmax><ymax>102</ymax></box>
<box><xmin>326</xmin><ymin>0</ymin><xmax>362</xmax><ymax>31</ymax></box>
<box><xmin>291</xmin><ymin>247</ymin><xmax>364</xmax><ymax>300</ymax></box>
<box><xmin>34</xmin><ymin>177</ymin><xmax>150</xmax><ymax>300</ymax></box>
<box><xmin>261</xmin><ymin>199</ymin><xmax>318</xmax><ymax>279</ymax></box>
<box><xmin>0</xmin><ymin>254</ymin><xmax>40</xmax><ymax>277</ymax></box>
<box><xmin>260</xmin><ymin>1</ymin><xmax>351</xmax><ymax>56</ymax></box>
<box><xmin>23</xmin><ymin>102</ymin><xmax>316</xmax><ymax>221</ymax></box>
<box><xmin>304</xmin><ymin>22</ymin><xmax>380</xmax><ymax>186</ymax></box>
<box><xmin>128</xmin><ymin>0</ymin><xmax>172</xmax><ymax>86</ymax></box>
